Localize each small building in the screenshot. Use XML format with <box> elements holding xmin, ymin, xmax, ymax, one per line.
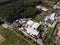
<box><xmin>54</xmin><ymin>1</ymin><xmax>60</xmax><ymax>9</ymax></box>
<box><xmin>36</xmin><ymin>5</ymin><xmax>48</xmax><ymax>11</ymax></box>
<box><xmin>13</xmin><ymin>18</ymin><xmax>28</xmax><ymax>27</ymax></box>
<box><xmin>2</xmin><ymin>23</ymin><xmax>13</xmax><ymax>29</ymax></box>
<box><xmin>44</xmin><ymin>13</ymin><xmax>56</xmax><ymax>25</ymax></box>
<box><xmin>2</xmin><ymin>23</ymin><xmax>9</xmax><ymax>28</ymax></box>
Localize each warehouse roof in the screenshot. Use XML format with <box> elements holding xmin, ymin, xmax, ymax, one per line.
<box><xmin>27</xmin><ymin>20</ymin><xmax>34</xmax><ymax>26</ymax></box>
<box><xmin>26</xmin><ymin>20</ymin><xmax>40</xmax><ymax>30</ymax></box>
<box><xmin>26</xmin><ymin>28</ymin><xmax>39</xmax><ymax>36</ymax></box>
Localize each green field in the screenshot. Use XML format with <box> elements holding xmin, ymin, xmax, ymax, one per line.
<box><xmin>0</xmin><ymin>26</ymin><xmax>31</xmax><ymax>45</ymax></box>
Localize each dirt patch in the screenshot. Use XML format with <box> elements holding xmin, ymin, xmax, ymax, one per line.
<box><xmin>0</xmin><ymin>34</ymin><xmax>5</xmax><ymax>44</ymax></box>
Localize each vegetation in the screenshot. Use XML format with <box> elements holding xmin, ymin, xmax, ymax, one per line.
<box><xmin>0</xmin><ymin>0</ymin><xmax>57</xmax><ymax>23</ymax></box>
<box><xmin>12</xmin><ymin>25</ymin><xmax>38</xmax><ymax>45</ymax></box>
<box><xmin>0</xmin><ymin>25</ymin><xmax>32</xmax><ymax>45</ymax></box>
<box><xmin>20</xmin><ymin>7</ymin><xmax>37</xmax><ymax>18</ymax></box>
<box><xmin>0</xmin><ymin>0</ymin><xmax>42</xmax><ymax>22</ymax></box>
<box><xmin>0</xmin><ymin>0</ymin><xmax>7</xmax><ymax>2</ymax></box>
<box><xmin>42</xmin><ymin>28</ymin><xmax>56</xmax><ymax>45</ymax></box>
<box><xmin>48</xmin><ymin>0</ymin><xmax>58</xmax><ymax>2</ymax></box>
<box><xmin>0</xmin><ymin>0</ymin><xmax>59</xmax><ymax>45</ymax></box>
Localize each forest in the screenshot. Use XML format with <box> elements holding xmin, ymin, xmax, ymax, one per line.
<box><xmin>0</xmin><ymin>0</ymin><xmax>42</xmax><ymax>22</ymax></box>
<box><xmin>0</xmin><ymin>0</ymin><xmax>57</xmax><ymax>22</ymax></box>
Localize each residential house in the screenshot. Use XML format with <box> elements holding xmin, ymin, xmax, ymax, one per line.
<box><xmin>44</xmin><ymin>13</ymin><xmax>57</xmax><ymax>27</ymax></box>
<box><xmin>54</xmin><ymin>1</ymin><xmax>60</xmax><ymax>9</ymax></box>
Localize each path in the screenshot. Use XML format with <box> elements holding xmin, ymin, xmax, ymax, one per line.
<box><xmin>15</xmin><ymin>40</ymin><xmax>20</xmax><ymax>45</ymax></box>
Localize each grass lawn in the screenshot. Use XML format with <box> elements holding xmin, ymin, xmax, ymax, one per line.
<box><xmin>32</xmin><ymin>15</ymin><xmax>44</xmax><ymax>22</ymax></box>
<box><xmin>46</xmin><ymin>8</ymin><xmax>53</xmax><ymax>16</ymax></box>
<box><xmin>17</xmin><ymin>38</ymin><xmax>31</xmax><ymax>45</ymax></box>
<box><xmin>16</xmin><ymin>31</ymin><xmax>37</xmax><ymax>45</ymax></box>
<box><xmin>44</xmin><ymin>3</ymin><xmax>55</xmax><ymax>8</ymax></box>
<box><xmin>32</xmin><ymin>11</ymin><xmax>46</xmax><ymax>22</ymax></box>
<box><xmin>0</xmin><ymin>26</ymin><xmax>31</xmax><ymax>45</ymax></box>
<box><xmin>47</xmin><ymin>28</ymin><xmax>55</xmax><ymax>37</ymax></box>
<box><xmin>42</xmin><ymin>28</ymin><xmax>56</xmax><ymax>45</ymax></box>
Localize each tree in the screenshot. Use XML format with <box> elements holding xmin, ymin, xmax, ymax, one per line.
<box><xmin>20</xmin><ymin>7</ymin><xmax>37</xmax><ymax>18</ymax></box>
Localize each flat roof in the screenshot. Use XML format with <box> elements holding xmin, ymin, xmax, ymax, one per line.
<box><xmin>27</xmin><ymin>20</ymin><xmax>34</xmax><ymax>26</ymax></box>
<box><xmin>26</xmin><ymin>28</ymin><xmax>39</xmax><ymax>36</ymax></box>
<box><xmin>32</xmin><ymin>23</ymin><xmax>40</xmax><ymax>30</ymax></box>
<box><xmin>27</xmin><ymin>20</ymin><xmax>40</xmax><ymax>30</ymax></box>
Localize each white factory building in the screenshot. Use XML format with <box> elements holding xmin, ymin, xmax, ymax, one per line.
<box><xmin>25</xmin><ymin>20</ymin><xmax>40</xmax><ymax>36</ymax></box>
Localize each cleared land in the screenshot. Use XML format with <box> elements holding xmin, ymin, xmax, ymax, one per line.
<box><xmin>0</xmin><ymin>34</ymin><xmax>5</xmax><ymax>44</ymax></box>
